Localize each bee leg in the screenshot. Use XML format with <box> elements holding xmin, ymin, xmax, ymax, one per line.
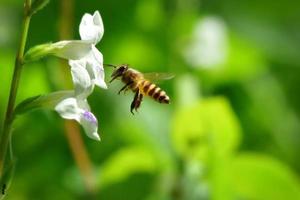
<box><xmin>130</xmin><ymin>92</ymin><xmax>138</xmax><ymax>114</ymax></box>
<box><xmin>118</xmin><ymin>81</ymin><xmax>133</xmax><ymax>95</ymax></box>
<box><xmin>130</xmin><ymin>90</ymin><xmax>142</xmax><ymax>114</ymax></box>
<box><xmin>135</xmin><ymin>93</ymin><xmax>143</xmax><ymax>112</ymax></box>
<box><xmin>130</xmin><ymin>105</ymin><xmax>135</xmax><ymax>114</ymax></box>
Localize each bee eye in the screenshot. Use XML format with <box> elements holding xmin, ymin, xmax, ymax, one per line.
<box><xmin>119</xmin><ymin>66</ymin><xmax>127</xmax><ymax>73</ymax></box>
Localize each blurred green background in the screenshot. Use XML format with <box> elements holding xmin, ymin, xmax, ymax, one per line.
<box><xmin>1</xmin><ymin>0</ymin><xmax>300</xmax><ymax>199</ymax></box>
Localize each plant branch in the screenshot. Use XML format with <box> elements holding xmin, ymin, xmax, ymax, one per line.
<box><xmin>0</xmin><ymin>0</ymin><xmax>31</xmax><ymax>175</ymax></box>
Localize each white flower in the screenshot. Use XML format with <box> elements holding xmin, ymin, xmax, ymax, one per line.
<box><xmin>55</xmin><ymin>97</ymin><xmax>100</xmax><ymax>141</ymax></box>
<box><xmin>54</xmin><ymin>11</ymin><xmax>106</xmax><ymax>141</ymax></box>
<box><xmin>25</xmin><ymin>10</ymin><xmax>107</xmax><ymax>91</ymax></box>
<box><xmin>69</xmin><ymin>10</ymin><xmax>107</xmax><ymax>92</ymax></box>
<box><xmin>22</xmin><ymin>11</ymin><xmax>106</xmax><ymax>141</ymax></box>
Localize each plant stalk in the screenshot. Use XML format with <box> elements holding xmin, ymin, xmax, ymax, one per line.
<box><xmin>0</xmin><ymin>0</ymin><xmax>31</xmax><ymax>175</ymax></box>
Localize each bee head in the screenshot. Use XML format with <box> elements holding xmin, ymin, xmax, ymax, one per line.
<box><xmin>110</xmin><ymin>64</ymin><xmax>128</xmax><ymax>83</ymax></box>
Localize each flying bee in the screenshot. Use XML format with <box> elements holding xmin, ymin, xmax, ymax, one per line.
<box><xmin>106</xmin><ymin>64</ymin><xmax>174</xmax><ymax>114</ymax></box>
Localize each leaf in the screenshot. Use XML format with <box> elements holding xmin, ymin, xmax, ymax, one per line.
<box><xmin>171</xmin><ymin>97</ymin><xmax>242</xmax><ymax>200</ymax></box>
<box><xmin>171</xmin><ymin>97</ymin><xmax>241</xmax><ymax>162</ymax></box>
<box><xmin>14</xmin><ymin>90</ymin><xmax>74</xmax><ymax>116</ymax></box>
<box><xmin>231</xmin><ymin>154</ymin><xmax>300</xmax><ymax>200</ymax></box>
<box><xmin>98</xmin><ymin>147</ymin><xmax>161</xmax><ymax>188</ymax></box>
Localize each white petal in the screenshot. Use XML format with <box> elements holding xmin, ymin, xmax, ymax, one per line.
<box><xmin>86</xmin><ymin>47</ymin><xmax>107</xmax><ymax>89</ymax></box>
<box><xmin>91</xmin><ymin>45</ymin><xmax>103</xmax><ymax>64</ymax></box>
<box><xmin>55</xmin><ymin>97</ymin><xmax>101</xmax><ymax>140</ymax></box>
<box><xmin>77</xmin><ymin>99</ymin><xmax>91</xmax><ymax>111</ymax></box>
<box><xmin>93</xmin><ymin>64</ymin><xmax>107</xmax><ymax>89</ymax></box>
<box><xmin>69</xmin><ymin>59</ymin><xmax>86</xmax><ymax>68</ymax></box>
<box><xmin>55</xmin><ymin>98</ymin><xmax>81</xmax><ymax>121</ymax></box>
<box><xmin>79</xmin><ymin>110</ymin><xmax>100</xmax><ymax>141</ymax></box>
<box><xmin>69</xmin><ymin>61</ymin><xmax>94</xmax><ymax>99</ymax></box>
<box><xmin>79</xmin><ymin>11</ymin><xmax>104</xmax><ymax>44</ymax></box>
<box><xmin>52</xmin><ymin>40</ymin><xmax>92</xmax><ymax>60</ymax></box>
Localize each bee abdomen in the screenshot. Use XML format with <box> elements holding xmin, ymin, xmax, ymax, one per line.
<box><xmin>141</xmin><ymin>80</ymin><xmax>153</xmax><ymax>94</ymax></box>
<box><xmin>141</xmin><ymin>81</ymin><xmax>169</xmax><ymax>104</ymax></box>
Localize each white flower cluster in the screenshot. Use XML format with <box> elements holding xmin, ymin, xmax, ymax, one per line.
<box><xmin>54</xmin><ymin>11</ymin><xmax>106</xmax><ymax>141</ymax></box>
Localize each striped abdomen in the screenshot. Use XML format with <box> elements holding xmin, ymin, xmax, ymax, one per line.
<box><xmin>139</xmin><ymin>80</ymin><xmax>170</xmax><ymax>104</ymax></box>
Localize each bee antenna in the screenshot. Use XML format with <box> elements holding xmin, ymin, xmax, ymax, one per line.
<box><xmin>104</xmin><ymin>64</ymin><xmax>117</xmax><ymax>68</ymax></box>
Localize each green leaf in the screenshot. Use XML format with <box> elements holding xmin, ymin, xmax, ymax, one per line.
<box><xmin>30</xmin><ymin>0</ymin><xmax>50</xmax><ymax>16</ymax></box>
<box><xmin>231</xmin><ymin>154</ymin><xmax>300</xmax><ymax>200</ymax></box>
<box><xmin>14</xmin><ymin>90</ymin><xmax>74</xmax><ymax>116</ymax></box>
<box><xmin>98</xmin><ymin>147</ymin><xmax>161</xmax><ymax>188</ymax></box>
<box><xmin>171</xmin><ymin>97</ymin><xmax>242</xmax><ymax>200</ymax></box>
<box><xmin>171</xmin><ymin>97</ymin><xmax>241</xmax><ymax>162</ymax></box>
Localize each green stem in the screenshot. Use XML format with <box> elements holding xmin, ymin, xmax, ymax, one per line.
<box><xmin>0</xmin><ymin>0</ymin><xmax>31</xmax><ymax>175</ymax></box>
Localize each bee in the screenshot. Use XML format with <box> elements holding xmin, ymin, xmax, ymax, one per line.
<box><xmin>106</xmin><ymin>64</ymin><xmax>174</xmax><ymax>114</ymax></box>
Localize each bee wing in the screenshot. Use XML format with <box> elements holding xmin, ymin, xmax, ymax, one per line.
<box><xmin>143</xmin><ymin>72</ymin><xmax>175</xmax><ymax>82</ymax></box>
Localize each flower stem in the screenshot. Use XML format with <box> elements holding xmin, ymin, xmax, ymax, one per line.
<box><xmin>0</xmin><ymin>0</ymin><xmax>31</xmax><ymax>175</ymax></box>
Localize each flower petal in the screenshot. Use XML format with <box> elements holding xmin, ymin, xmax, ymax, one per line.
<box><xmin>86</xmin><ymin>47</ymin><xmax>107</xmax><ymax>89</ymax></box>
<box><xmin>77</xmin><ymin>99</ymin><xmax>91</xmax><ymax>111</ymax></box>
<box><xmin>55</xmin><ymin>98</ymin><xmax>100</xmax><ymax>140</ymax></box>
<box><xmin>69</xmin><ymin>60</ymin><xmax>94</xmax><ymax>99</ymax></box>
<box><xmin>55</xmin><ymin>97</ymin><xmax>81</xmax><ymax>121</ymax></box>
<box><xmin>24</xmin><ymin>40</ymin><xmax>92</xmax><ymax>62</ymax></box>
<box><xmin>80</xmin><ymin>110</ymin><xmax>100</xmax><ymax>140</ymax></box>
<box><xmin>79</xmin><ymin>11</ymin><xmax>104</xmax><ymax>44</ymax></box>
<box><xmin>52</xmin><ymin>40</ymin><xmax>92</xmax><ymax>60</ymax></box>
<box><xmin>91</xmin><ymin>45</ymin><xmax>103</xmax><ymax>64</ymax></box>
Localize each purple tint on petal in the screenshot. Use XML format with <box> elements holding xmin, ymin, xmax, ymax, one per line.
<box><xmin>83</xmin><ymin>111</ymin><xmax>98</xmax><ymax>125</ymax></box>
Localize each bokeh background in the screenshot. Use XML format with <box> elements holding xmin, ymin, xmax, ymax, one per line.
<box><xmin>1</xmin><ymin>0</ymin><xmax>300</xmax><ymax>199</ymax></box>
